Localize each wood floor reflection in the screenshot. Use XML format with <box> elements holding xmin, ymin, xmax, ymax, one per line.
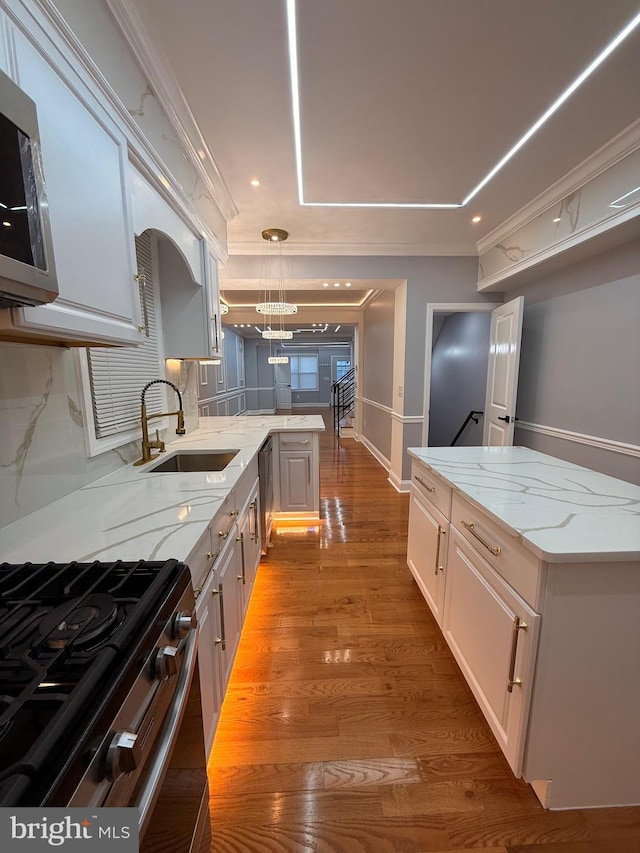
<box><xmin>206</xmin><ymin>411</ymin><xmax>640</xmax><ymax>853</ymax></box>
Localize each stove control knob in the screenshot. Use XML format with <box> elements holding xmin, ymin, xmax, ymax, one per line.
<box><xmin>154</xmin><ymin>645</ymin><xmax>180</xmax><ymax>679</ymax></box>
<box><xmin>106</xmin><ymin>730</ymin><xmax>140</xmax><ymax>781</ymax></box>
<box><xmin>171</xmin><ymin>610</ymin><xmax>197</xmax><ymax>640</ymax></box>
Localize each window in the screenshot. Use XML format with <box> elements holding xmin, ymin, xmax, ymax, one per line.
<box><xmin>290</xmin><ymin>354</ymin><xmax>318</xmax><ymax>391</ymax></box>
<box><xmin>335</xmin><ymin>358</ymin><xmax>351</xmax><ymax>381</ymax></box>
<box><xmin>79</xmin><ymin>231</ymin><xmax>165</xmax><ymax>454</ymax></box>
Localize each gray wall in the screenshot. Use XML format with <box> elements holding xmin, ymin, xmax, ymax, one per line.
<box><xmin>224</xmin><ymin>255</ymin><xmax>494</xmax><ymax>473</ymax></box>
<box><xmin>242</xmin><ymin>339</ymin><xmax>276</xmax><ymax>413</ymax></box>
<box><xmin>286</xmin><ymin>344</ymin><xmax>351</xmax><ymax>406</ymax></box>
<box><xmin>428</xmin><ymin>312</ymin><xmax>491</xmax><ymax>447</ymax></box>
<box><xmin>513</xmin><ymin>239</ymin><xmax>640</xmax><ymax>484</ymax></box>
<box><xmin>363</xmin><ymin>291</ymin><xmax>395</xmax><ymax>408</ymax></box>
<box><xmin>198</xmin><ymin>327</ymin><xmax>247</xmax><ymax>416</ymax></box>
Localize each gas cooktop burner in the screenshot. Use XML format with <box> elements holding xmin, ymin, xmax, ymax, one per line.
<box><xmin>34</xmin><ymin>593</ymin><xmax>119</xmax><ymax>650</ymax></box>
<box><xmin>0</xmin><ymin>558</ymin><xmax>191</xmax><ymax>808</ymax></box>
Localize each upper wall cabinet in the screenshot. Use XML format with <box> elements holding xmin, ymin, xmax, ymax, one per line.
<box><xmin>129</xmin><ymin>166</ymin><xmax>222</xmax><ymax>360</ymax></box>
<box><xmin>0</xmin><ymin>19</ymin><xmax>143</xmax><ymax>346</ymax></box>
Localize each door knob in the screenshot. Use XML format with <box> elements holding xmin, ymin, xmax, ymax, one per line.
<box><xmin>497</xmin><ymin>415</ymin><xmax>511</xmax><ymax>423</ymax></box>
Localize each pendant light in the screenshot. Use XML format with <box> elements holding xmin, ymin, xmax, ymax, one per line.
<box><xmin>255</xmin><ymin>229</ymin><xmax>298</xmax><ymax>316</ymax></box>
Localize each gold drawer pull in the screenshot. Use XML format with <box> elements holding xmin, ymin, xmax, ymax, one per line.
<box><xmin>461</xmin><ymin>521</ymin><xmax>502</xmax><ymax>556</ymax></box>
<box><xmin>434</xmin><ymin>525</ymin><xmax>446</xmax><ymax>574</ymax></box>
<box><xmin>414</xmin><ymin>474</ymin><xmax>435</xmax><ymax>493</ymax></box>
<box><xmin>507</xmin><ymin>616</ymin><xmax>528</xmax><ymax>693</ymax></box>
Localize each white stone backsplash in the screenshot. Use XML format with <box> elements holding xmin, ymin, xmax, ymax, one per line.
<box><xmin>0</xmin><ymin>343</ymin><xmax>199</xmax><ymax>528</ymax></box>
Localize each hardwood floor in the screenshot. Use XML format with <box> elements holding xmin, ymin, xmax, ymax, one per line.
<box><xmin>206</xmin><ymin>411</ymin><xmax>640</xmax><ymax>852</ymax></box>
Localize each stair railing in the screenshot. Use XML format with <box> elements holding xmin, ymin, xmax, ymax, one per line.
<box><xmin>450</xmin><ymin>410</ymin><xmax>483</xmax><ymax>446</ymax></box>
<box><xmin>331</xmin><ymin>367</ymin><xmax>356</xmax><ymax>434</ymax></box>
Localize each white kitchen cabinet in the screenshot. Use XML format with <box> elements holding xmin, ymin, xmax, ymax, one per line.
<box><xmin>206</xmin><ymin>249</ymin><xmax>223</xmax><ymax>359</ymax></box>
<box><xmin>275</xmin><ymin>432</ymin><xmax>319</xmax><ymax>516</ymax></box>
<box><xmin>0</xmin><ymin>22</ymin><xmax>142</xmax><ymax>346</ymax></box>
<box><xmin>129</xmin><ymin>167</ymin><xmax>225</xmax><ymax>360</ymax></box>
<box><xmin>237</xmin><ymin>477</ymin><xmax>261</xmax><ymax>613</ymax></box>
<box><xmin>195</xmin><ymin>549</ymin><xmax>223</xmax><ymax>754</ymax></box>
<box><xmin>406</xmin><ymin>447</ymin><xmax>640</xmax><ymax>809</ymax></box>
<box><xmin>407</xmin><ymin>491</ymin><xmax>447</xmax><ymax>627</ymax></box>
<box><xmin>214</xmin><ymin>529</ymin><xmax>243</xmax><ymax>690</ymax></box>
<box><xmin>443</xmin><ymin>529</ymin><xmax>540</xmax><ymax>776</ymax></box>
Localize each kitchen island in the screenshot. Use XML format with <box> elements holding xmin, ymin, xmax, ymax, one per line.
<box><xmin>406</xmin><ymin>445</ymin><xmax>640</xmax><ymax>810</ymax></box>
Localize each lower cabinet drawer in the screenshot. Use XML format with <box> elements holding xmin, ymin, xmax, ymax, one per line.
<box><xmin>451</xmin><ymin>494</ymin><xmax>542</xmax><ymax>609</ymax></box>
<box><xmin>411</xmin><ymin>460</ymin><xmax>452</xmax><ymax>519</ymax></box>
<box><xmin>278</xmin><ymin>431</ymin><xmax>314</xmax><ymax>450</ymax></box>
<box><xmin>443</xmin><ymin>529</ymin><xmax>540</xmax><ymax>776</ymax></box>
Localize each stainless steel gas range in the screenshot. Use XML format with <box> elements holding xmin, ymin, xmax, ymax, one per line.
<box><xmin>0</xmin><ymin>559</ymin><xmax>210</xmax><ymax>850</ymax></box>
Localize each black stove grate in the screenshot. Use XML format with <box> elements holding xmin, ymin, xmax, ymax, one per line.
<box><xmin>0</xmin><ymin>559</ymin><xmax>189</xmax><ymax>806</ymax></box>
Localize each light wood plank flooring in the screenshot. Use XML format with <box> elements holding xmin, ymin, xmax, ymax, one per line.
<box><xmin>206</xmin><ymin>411</ymin><xmax>640</xmax><ymax>852</ymax></box>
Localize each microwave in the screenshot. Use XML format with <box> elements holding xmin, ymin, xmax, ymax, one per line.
<box><xmin>0</xmin><ymin>67</ymin><xmax>57</xmax><ymax>309</ymax></box>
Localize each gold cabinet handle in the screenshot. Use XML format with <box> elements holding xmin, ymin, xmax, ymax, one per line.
<box><xmin>218</xmin><ymin>530</ymin><xmax>229</xmax><ymax>539</ymax></box>
<box><xmin>434</xmin><ymin>525</ymin><xmax>446</xmax><ymax>574</ymax></box>
<box><xmin>507</xmin><ymin>616</ymin><xmax>527</xmax><ymax>693</ymax></box>
<box><xmin>414</xmin><ymin>474</ymin><xmax>435</xmax><ymax>493</ymax></box>
<box><xmin>216</xmin><ymin>582</ymin><xmax>226</xmax><ymax>650</ymax></box>
<box><xmin>461</xmin><ymin>521</ymin><xmax>502</xmax><ymax>556</ymax></box>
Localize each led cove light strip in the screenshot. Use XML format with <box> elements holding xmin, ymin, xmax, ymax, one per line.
<box><xmin>609</xmin><ymin>185</ymin><xmax>640</xmax><ymax>208</ymax></box>
<box><xmin>286</xmin><ymin>0</ymin><xmax>640</xmax><ymax>209</ymax></box>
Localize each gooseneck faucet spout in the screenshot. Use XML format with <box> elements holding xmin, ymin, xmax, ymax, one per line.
<box><xmin>134</xmin><ymin>379</ymin><xmax>186</xmax><ymax>466</ymax></box>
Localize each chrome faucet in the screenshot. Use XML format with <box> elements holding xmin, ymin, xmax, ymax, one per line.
<box><xmin>134</xmin><ymin>379</ymin><xmax>186</xmax><ymax>466</ymax></box>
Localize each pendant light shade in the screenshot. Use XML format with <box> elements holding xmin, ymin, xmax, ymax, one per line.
<box><xmin>262</xmin><ymin>329</ymin><xmax>293</xmax><ymax>339</ymax></box>
<box><xmin>255</xmin><ymin>228</ymin><xmax>298</xmax><ymax>317</ymax></box>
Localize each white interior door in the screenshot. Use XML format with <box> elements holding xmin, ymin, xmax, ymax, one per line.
<box><xmin>482</xmin><ymin>296</ymin><xmax>524</xmax><ymax>446</ymax></box>
<box><xmin>275</xmin><ymin>361</ymin><xmax>292</xmax><ymax>409</ymax></box>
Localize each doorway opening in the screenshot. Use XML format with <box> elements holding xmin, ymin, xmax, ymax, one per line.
<box><xmin>422</xmin><ymin>302</ymin><xmax>499</xmax><ymax>447</ymax></box>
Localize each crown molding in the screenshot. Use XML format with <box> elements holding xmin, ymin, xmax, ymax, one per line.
<box><xmin>477</xmin><ymin>199</ymin><xmax>640</xmax><ymax>291</ymax></box>
<box><xmin>25</xmin><ymin>0</ymin><xmax>228</xmax><ymax>257</ymax></box>
<box><xmin>227</xmin><ymin>240</ymin><xmax>477</xmax><ymax>257</ymax></box>
<box><xmin>104</xmin><ymin>0</ymin><xmax>238</xmax><ymax>223</ymax></box>
<box><xmin>477</xmin><ymin>118</ymin><xmax>640</xmax><ymax>255</ymax></box>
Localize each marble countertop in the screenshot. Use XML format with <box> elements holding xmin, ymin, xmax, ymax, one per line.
<box><xmin>0</xmin><ymin>415</ymin><xmax>325</xmax><ymax>566</ymax></box>
<box><xmin>408</xmin><ymin>446</ymin><xmax>640</xmax><ymax>563</ymax></box>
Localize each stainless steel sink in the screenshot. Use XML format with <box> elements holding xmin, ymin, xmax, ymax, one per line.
<box><xmin>146</xmin><ymin>450</ymin><xmax>239</xmax><ymax>473</ymax></box>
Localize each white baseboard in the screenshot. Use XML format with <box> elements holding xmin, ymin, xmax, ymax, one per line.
<box><xmin>388</xmin><ymin>470</ymin><xmax>411</xmax><ymax>493</ymax></box>
<box><xmin>358</xmin><ymin>433</ymin><xmax>391</xmax><ymax>473</ymax></box>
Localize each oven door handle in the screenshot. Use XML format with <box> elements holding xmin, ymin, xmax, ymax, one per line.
<box><xmin>136</xmin><ymin>628</ymin><xmax>198</xmax><ymax>836</ymax></box>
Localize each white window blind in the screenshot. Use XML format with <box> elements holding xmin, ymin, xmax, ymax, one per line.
<box><xmin>290</xmin><ymin>354</ymin><xmax>318</xmax><ymax>391</ymax></box>
<box><xmin>87</xmin><ymin>232</ymin><xmax>164</xmax><ymax>439</ymax></box>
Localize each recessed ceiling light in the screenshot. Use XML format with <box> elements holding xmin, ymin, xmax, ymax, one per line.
<box><xmin>250</xmin><ymin>179</ymin><xmax>260</xmax><ymax>187</ymax></box>
<box><xmin>2</xmin><ymin>221</ymin><xmax>11</xmax><ymax>227</ymax></box>
<box><xmin>553</xmin><ymin>217</ymin><xmax>562</xmax><ymax>222</ymax></box>
<box><xmin>345</xmin><ymin>282</ymin><xmax>351</xmax><ymax>287</ymax></box>
<box><xmin>334</xmin><ymin>282</ymin><xmax>340</xmax><ymax>287</ymax></box>
<box><xmin>471</xmin><ymin>215</ymin><xmax>482</xmax><ymax>224</ymax></box>
<box><xmin>322</xmin><ymin>282</ymin><xmax>329</xmax><ymax>287</ymax></box>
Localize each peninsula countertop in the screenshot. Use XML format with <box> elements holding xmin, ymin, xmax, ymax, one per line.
<box><xmin>0</xmin><ymin>415</ymin><xmax>325</xmax><ymax>565</ymax></box>
<box><xmin>408</xmin><ymin>446</ymin><xmax>640</xmax><ymax>563</ymax></box>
